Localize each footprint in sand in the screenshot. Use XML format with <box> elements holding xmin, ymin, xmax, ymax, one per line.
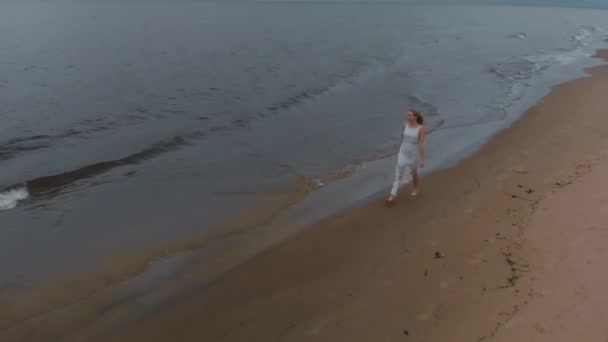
<box><xmin>469</xmin><ymin>254</ymin><xmax>484</xmax><ymax>264</ymax></box>
<box><xmin>514</xmin><ymin>166</ymin><xmax>528</xmax><ymax>174</ymax></box>
<box><xmin>417</xmin><ymin>313</ymin><xmax>432</xmax><ymax>321</ymax></box>
<box><xmin>306</xmin><ymin>315</ymin><xmax>337</xmax><ymax>336</ymax></box>
<box><xmin>440</xmin><ymin>281</ymin><xmax>449</xmax><ymax>289</ymax></box>
<box><xmin>504</xmin><ymin>317</ymin><xmax>520</xmax><ymax>328</ymax></box>
<box><xmin>534</xmin><ymin>322</ymin><xmax>546</xmax><ymax>334</ymax></box>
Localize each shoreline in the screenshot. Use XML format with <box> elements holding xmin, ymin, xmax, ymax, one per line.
<box><xmin>3</xmin><ymin>51</ymin><xmax>608</xmax><ymax>341</ymax></box>
<box><xmin>94</xmin><ymin>51</ymin><xmax>608</xmax><ymax>340</ymax></box>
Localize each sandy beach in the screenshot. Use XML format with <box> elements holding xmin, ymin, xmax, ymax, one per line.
<box><xmin>4</xmin><ymin>51</ymin><xmax>608</xmax><ymax>342</ymax></box>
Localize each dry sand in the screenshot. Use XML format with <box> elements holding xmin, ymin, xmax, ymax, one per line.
<box><xmin>4</xmin><ymin>52</ymin><xmax>608</xmax><ymax>342</ymax></box>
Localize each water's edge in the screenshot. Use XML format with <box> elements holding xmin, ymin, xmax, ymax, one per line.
<box><xmin>3</xmin><ymin>51</ymin><xmax>607</xmax><ymax>339</ymax></box>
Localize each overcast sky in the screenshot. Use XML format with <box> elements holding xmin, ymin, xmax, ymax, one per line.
<box><xmin>438</xmin><ymin>0</ymin><xmax>608</xmax><ymax>6</ymax></box>
<box><xmin>288</xmin><ymin>0</ymin><xmax>608</xmax><ymax>9</ymax></box>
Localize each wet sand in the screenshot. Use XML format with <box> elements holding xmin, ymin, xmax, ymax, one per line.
<box><xmin>4</xmin><ymin>51</ymin><xmax>608</xmax><ymax>341</ymax></box>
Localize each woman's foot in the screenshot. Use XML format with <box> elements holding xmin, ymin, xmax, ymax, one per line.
<box><xmin>410</xmin><ymin>189</ymin><xmax>418</xmax><ymax>196</ymax></box>
<box><xmin>386</xmin><ymin>194</ymin><xmax>397</xmax><ymax>203</ymax></box>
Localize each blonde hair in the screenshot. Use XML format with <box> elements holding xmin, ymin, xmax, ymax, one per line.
<box><xmin>410</xmin><ymin>109</ymin><xmax>424</xmax><ymax>125</ymax></box>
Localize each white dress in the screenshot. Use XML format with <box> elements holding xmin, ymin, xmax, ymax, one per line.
<box><xmin>397</xmin><ymin>124</ymin><xmax>421</xmax><ymax>168</ymax></box>
<box><xmin>391</xmin><ymin>124</ymin><xmax>421</xmax><ymax>195</ymax></box>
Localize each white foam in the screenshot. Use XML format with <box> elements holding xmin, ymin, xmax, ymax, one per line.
<box><xmin>572</xmin><ymin>28</ymin><xmax>592</xmax><ymax>46</ymax></box>
<box><xmin>311</xmin><ymin>178</ymin><xmax>325</xmax><ymax>188</ymax></box>
<box><xmin>0</xmin><ymin>187</ymin><xmax>29</xmax><ymax>211</ymax></box>
<box><xmin>507</xmin><ymin>32</ymin><xmax>526</xmax><ymax>39</ymax></box>
<box><xmin>571</xmin><ymin>25</ymin><xmax>605</xmax><ymax>48</ymax></box>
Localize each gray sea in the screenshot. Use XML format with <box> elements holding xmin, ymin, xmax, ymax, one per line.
<box><xmin>1</xmin><ymin>1</ymin><xmax>608</xmax><ymax>319</ymax></box>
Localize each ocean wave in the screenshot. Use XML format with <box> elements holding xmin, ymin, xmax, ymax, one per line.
<box><xmin>572</xmin><ymin>27</ymin><xmax>592</xmax><ymax>46</ymax></box>
<box><xmin>1</xmin><ymin>136</ymin><xmax>190</xmax><ymax>202</ymax></box>
<box><xmin>528</xmin><ymin>49</ymin><xmax>590</xmax><ymax>67</ymax></box>
<box><xmin>0</xmin><ymin>115</ymin><xmax>150</xmax><ymax>163</ymax></box>
<box><xmin>266</xmin><ymin>63</ymin><xmax>388</xmax><ymax>113</ymax></box>
<box><xmin>0</xmin><ymin>135</ymin><xmax>54</xmax><ymax>161</ymax></box>
<box><xmin>491</xmin><ymin>25</ymin><xmax>605</xmax><ymax>83</ymax></box>
<box><xmin>506</xmin><ymin>32</ymin><xmax>526</xmax><ymax>39</ymax></box>
<box><xmin>3</xmin><ymin>62</ymin><xmax>391</xmax><ymax>162</ymax></box>
<box><xmin>0</xmin><ymin>187</ymin><xmax>29</xmax><ymax>211</ymax></box>
<box><xmin>571</xmin><ymin>25</ymin><xmax>603</xmax><ymax>48</ymax></box>
<box><xmin>489</xmin><ymin>57</ymin><xmax>546</xmax><ymax>81</ymax></box>
<box><xmin>267</xmin><ymin>87</ymin><xmax>332</xmax><ymax>112</ymax></box>
<box><xmin>470</xmin><ymin>25</ymin><xmax>604</xmax><ymax>134</ymax></box>
<box><xmin>485</xmin><ymin>48</ymin><xmax>584</xmax><ymax>126</ymax></box>
<box><xmin>197</xmin><ymin>65</ymin><xmax>391</xmax><ymax>139</ymax></box>
<box><xmin>489</xmin><ymin>46</ymin><xmax>593</xmax><ymax>83</ymax></box>
<box><xmin>301</xmin><ymin>162</ymin><xmax>365</xmax><ymax>192</ymax></box>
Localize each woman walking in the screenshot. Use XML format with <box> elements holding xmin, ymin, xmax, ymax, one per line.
<box><xmin>386</xmin><ymin>109</ymin><xmax>426</xmax><ymax>203</ymax></box>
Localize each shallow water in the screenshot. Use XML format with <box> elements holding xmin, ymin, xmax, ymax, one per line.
<box><xmin>1</xmin><ymin>2</ymin><xmax>608</xmax><ymax>290</ymax></box>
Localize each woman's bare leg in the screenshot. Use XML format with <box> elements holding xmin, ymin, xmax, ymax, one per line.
<box><xmin>388</xmin><ymin>165</ymin><xmax>406</xmax><ymax>202</ymax></box>
<box><xmin>410</xmin><ymin>169</ymin><xmax>419</xmax><ymax>196</ymax></box>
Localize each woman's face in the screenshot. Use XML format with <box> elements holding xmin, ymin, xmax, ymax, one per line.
<box><xmin>407</xmin><ymin>111</ymin><xmax>415</xmax><ymax>122</ymax></box>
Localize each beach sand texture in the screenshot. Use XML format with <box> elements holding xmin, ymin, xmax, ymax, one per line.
<box><xmin>4</xmin><ymin>51</ymin><xmax>608</xmax><ymax>342</ymax></box>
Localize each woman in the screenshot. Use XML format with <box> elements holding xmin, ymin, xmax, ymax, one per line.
<box><xmin>386</xmin><ymin>109</ymin><xmax>426</xmax><ymax>203</ymax></box>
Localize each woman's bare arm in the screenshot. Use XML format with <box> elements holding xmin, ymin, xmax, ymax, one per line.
<box><xmin>418</xmin><ymin>126</ymin><xmax>426</xmax><ymax>167</ymax></box>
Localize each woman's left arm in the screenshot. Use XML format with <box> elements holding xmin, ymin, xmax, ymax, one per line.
<box><xmin>418</xmin><ymin>126</ymin><xmax>426</xmax><ymax>168</ymax></box>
